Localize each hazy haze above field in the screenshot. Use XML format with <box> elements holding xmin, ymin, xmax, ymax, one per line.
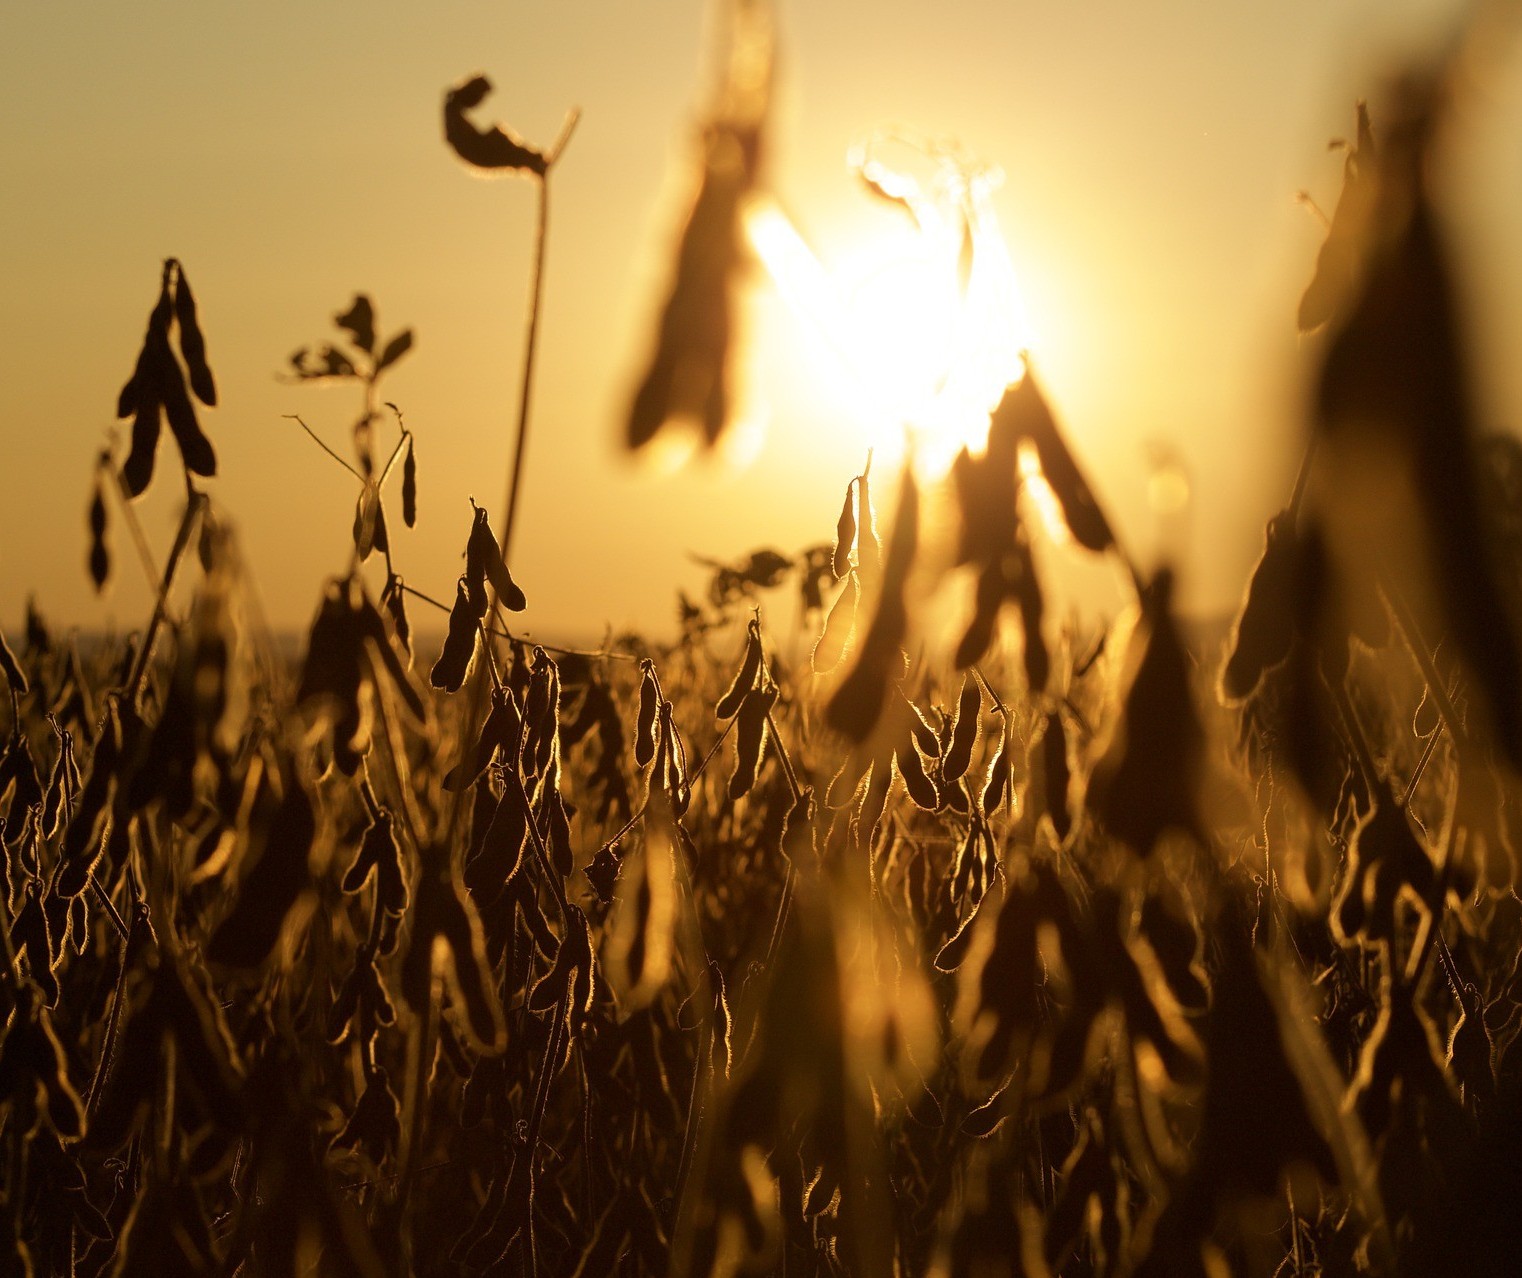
<box><xmin>5</xmin><ymin>0</ymin><xmax>1522</xmax><ymax>643</ymax></box>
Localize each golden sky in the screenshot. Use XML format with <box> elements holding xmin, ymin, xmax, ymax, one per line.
<box><xmin>5</xmin><ymin>0</ymin><xmax>1521</xmax><ymax>644</ymax></box>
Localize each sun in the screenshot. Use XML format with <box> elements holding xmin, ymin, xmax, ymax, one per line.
<box><xmin>746</xmin><ymin>133</ymin><xmax>1035</xmax><ymax>477</ymax></box>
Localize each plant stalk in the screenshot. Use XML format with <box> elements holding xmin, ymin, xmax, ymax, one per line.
<box><xmin>124</xmin><ymin>491</ymin><xmax>206</xmax><ymax>706</ymax></box>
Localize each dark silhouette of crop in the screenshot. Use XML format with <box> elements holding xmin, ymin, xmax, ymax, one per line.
<box><xmin>12</xmin><ymin>6</ymin><xmax>1522</xmax><ymax>1277</ymax></box>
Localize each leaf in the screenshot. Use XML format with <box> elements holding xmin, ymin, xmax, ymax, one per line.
<box><xmin>375</xmin><ymin>328</ymin><xmax>414</xmax><ymax>372</ymax></box>
<box><xmin>1136</xmin><ymin>897</ymin><xmax>1350</xmax><ymax>1273</ymax></box>
<box><xmin>293</xmin><ymin>344</ymin><xmax>359</xmax><ymax>380</ymax></box>
<box><xmin>335</xmin><ymin>294</ymin><xmax>376</xmax><ymax>354</ymax></box>
<box><xmin>443</xmin><ymin>74</ymin><xmax>548</xmax><ymax>175</ymax></box>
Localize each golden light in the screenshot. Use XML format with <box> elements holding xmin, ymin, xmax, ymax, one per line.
<box><xmin>746</xmin><ymin>133</ymin><xmax>1036</xmax><ymax>477</ymax></box>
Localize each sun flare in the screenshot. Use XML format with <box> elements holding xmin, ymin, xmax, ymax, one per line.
<box><xmin>746</xmin><ymin>135</ymin><xmax>1035</xmax><ymax>478</ymax></box>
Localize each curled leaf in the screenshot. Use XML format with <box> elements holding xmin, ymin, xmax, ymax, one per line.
<box><xmin>376</xmin><ymin>328</ymin><xmax>414</xmax><ymax>372</ymax></box>
<box><xmin>443</xmin><ymin>74</ymin><xmax>548</xmax><ymax>176</ymax></box>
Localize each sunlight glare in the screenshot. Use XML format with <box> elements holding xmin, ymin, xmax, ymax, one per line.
<box><xmin>746</xmin><ymin>135</ymin><xmax>1036</xmax><ymax>479</ymax></box>
<box><xmin>1018</xmin><ymin>441</ymin><xmax>1073</xmax><ymax>548</ymax></box>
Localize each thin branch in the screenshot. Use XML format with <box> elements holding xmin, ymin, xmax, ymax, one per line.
<box><xmin>89</xmin><ymin>875</ymin><xmax>128</xmax><ymax>940</ymax></box>
<box><xmin>497</xmin><ymin>170</ymin><xmax>551</xmax><ymax>563</ymax></box>
<box><xmin>1381</xmin><ymin>582</ymin><xmax>1464</xmax><ymax>743</ymax></box>
<box><xmin>971</xmin><ymin>665</ymin><xmax>1009</xmax><ymax>717</ymax></box>
<box><xmin>1401</xmin><ymin>716</ymin><xmax>1449</xmax><ymax>809</ymax></box>
<box><xmin>285</xmin><ymin>415</ymin><xmax>363</xmax><ymax>481</ymax></box>
<box><xmin>507</xmin><ymin>763</ymin><xmax>571</xmax><ymax>918</ymax></box>
<box><xmin>85</xmin><ymin>907</ymin><xmax>140</xmax><ymax>1115</ymax></box>
<box><xmin>766</xmin><ymin>709</ymin><xmax>803</xmax><ymax>802</ymax></box>
<box><xmin>378</xmin><ymin>428</ymin><xmax>411</xmax><ymax>488</ymax></box>
<box><xmin>546</xmin><ymin>107</ymin><xmax>582</xmax><ymax>166</ymax></box>
<box><xmin>109</xmin><ymin>467</ymin><xmax>161</xmax><ymax>591</ymax></box>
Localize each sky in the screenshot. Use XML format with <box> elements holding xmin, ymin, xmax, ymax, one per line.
<box><xmin>6</xmin><ymin>0</ymin><xmax>1522</xmax><ymax>647</ymax></box>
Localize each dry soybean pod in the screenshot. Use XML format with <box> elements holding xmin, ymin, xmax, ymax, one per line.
<box><xmin>811</xmin><ymin>574</ymin><xmax>858</xmax><ymax>674</ymax></box>
<box><xmin>943</xmin><ymin>673</ymin><xmax>982</xmax><ymax>783</ymax></box>
<box><xmin>716</xmin><ymin>620</ymin><xmax>763</xmax><ymax>719</ymax></box>
<box><xmin>635</xmin><ymin>660</ymin><xmax>660</xmax><ymax>767</ymax></box>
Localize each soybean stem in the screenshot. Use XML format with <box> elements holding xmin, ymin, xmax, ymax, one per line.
<box><xmin>125</xmin><ymin>491</ymin><xmax>205</xmax><ymax>706</ymax></box>
<box><xmin>110</xmin><ymin>469</ymin><xmax>161</xmax><ymax>592</ymax></box>
<box><xmin>285</xmin><ymin>415</ymin><xmax>363</xmax><ymax>481</ymax></box>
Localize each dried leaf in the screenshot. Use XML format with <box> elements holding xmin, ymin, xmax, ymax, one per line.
<box><xmin>443</xmin><ymin>74</ymin><xmax>548</xmax><ymax>176</ymax></box>
<box><xmin>335</xmin><ymin>294</ymin><xmax>376</xmax><ymax>354</ymax></box>
<box><xmin>376</xmin><ymin>328</ymin><xmax>414</xmax><ymax>372</ymax></box>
